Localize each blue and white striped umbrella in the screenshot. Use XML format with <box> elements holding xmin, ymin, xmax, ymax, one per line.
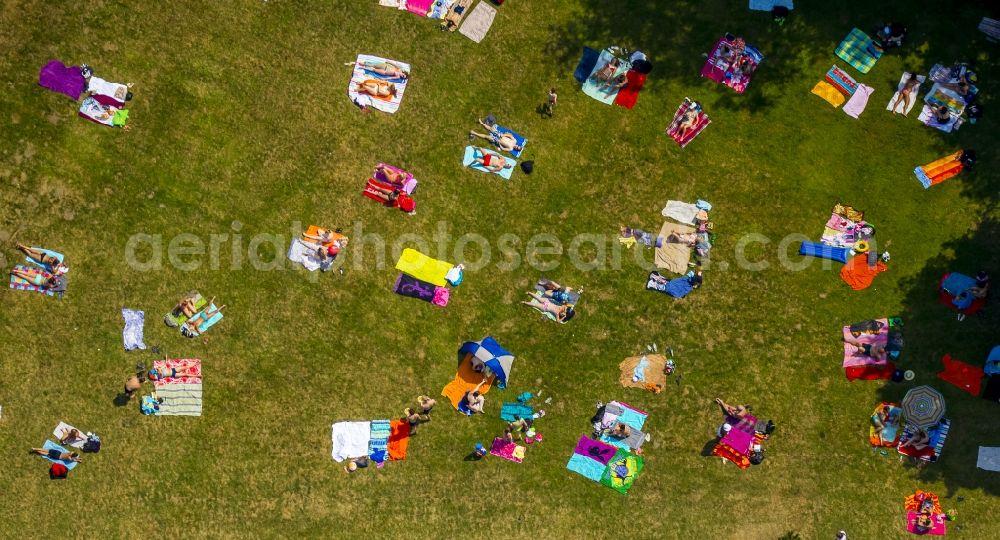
<box><xmin>457</xmin><ymin>336</ymin><xmax>515</xmax><ymax>388</ymax></box>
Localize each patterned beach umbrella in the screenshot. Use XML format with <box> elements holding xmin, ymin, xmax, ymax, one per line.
<box><xmin>901</xmin><ymin>385</ymin><xmax>946</xmax><ymax>428</ymax></box>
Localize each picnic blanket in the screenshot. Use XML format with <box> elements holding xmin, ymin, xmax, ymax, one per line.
<box><xmin>918</xmin><ymin>104</ymin><xmax>962</xmax><ymax>132</ymax></box>
<box><xmin>843</xmin><ymin>84</ymin><xmax>874</xmax><ymax>118</ymax></box>
<box><xmin>566</xmin><ymin>435</ymin><xmax>619</xmax><ymax>483</ymax></box>
<box><xmin>835</xmin><ymin>28</ymin><xmax>882</xmax><ymax>74</ymax></box>
<box><xmin>915</xmin><ymin>151</ymin><xmax>964</xmax><ymax>189</ymax></box>
<box><xmin>52</xmin><ymin>422</ymin><xmax>88</xmax><ymax>449</ymax></box>
<box><xmin>840</xmin><ymin>254</ymin><xmax>886</xmax><ymax>290</ymax></box>
<box><xmin>619</xmin><ymin>354</ymin><xmax>668</xmax><ymax>390</ymax></box>
<box><xmin>582</xmin><ymin>48</ymin><xmax>631</xmax><ymax>105</ymax></box>
<box><xmin>666</xmin><ymin>99</ymin><xmax>710</xmax><ymax>147</ymax></box>
<box><xmin>842</xmin><ymin>317</ymin><xmax>901</xmax><ymax>368</ymax></box>
<box><xmin>459</xmin><ymin>2</ymin><xmax>496</xmax><ymax>43</ymax></box>
<box><xmin>152</xmin><ymin>359</ymin><xmax>203</xmax><ymax>416</ymax></box>
<box><xmin>977</xmin><ymin>446</ymin><xmax>1000</xmax><ymax>471</ymax></box>
<box><xmin>122</xmin><ymin>308</ymin><xmax>146</xmax><ymax>351</ymax></box>
<box><xmin>597</xmin><ymin>402</ymin><xmax>648</xmax><ymax>450</ymax></box>
<box><xmin>600</xmin><ymin>448</ymin><xmax>644</xmax><ymax>494</ymax></box>
<box><xmin>613</xmin><ymin>70</ymin><xmax>646</xmax><ymax>109</ymax></box>
<box><xmin>331</xmin><ymin>421</ymin><xmax>371</xmax><ymax>462</ymax></box>
<box><xmin>701</xmin><ymin>37</ymin><xmax>763</xmax><ymax>94</ymax></box>
<box><xmin>938</xmin><ymin>354</ymin><xmax>984</xmax><ymax>396</ymax></box>
<box><xmin>395</xmin><ymin>248</ymin><xmax>453</xmax><ymax>287</ymax></box>
<box><xmin>886</xmin><ymin>73</ymin><xmax>926</xmax><ymax>115</ymax></box>
<box><xmin>490</xmin><ymin>437</ymin><xmax>526</xmax><ymax>463</ymax></box>
<box><xmin>375</xmin><ymin>163</ymin><xmax>417</xmax><ymax>194</ymax></box>
<box><xmin>906</xmin><ymin>512</ymin><xmax>947</xmax><ymax>535</ymax></box>
<box><xmin>368</xmin><ymin>419</ymin><xmax>391</xmax><ymax>462</ymax></box>
<box><xmin>347</xmin><ymin>54</ymin><xmax>410</xmax><ymax>114</ymax></box>
<box><xmin>164</xmin><ymin>292</ymin><xmax>206</xmax><ymax>327</ymax></box>
<box><xmin>749</xmin><ymin>0</ymin><xmax>793</xmax><ymax>10</ymax></box>
<box><xmin>924</xmin><ymin>83</ymin><xmax>968</xmax><ymax>116</ymax></box>
<box><xmin>573</xmin><ymin>47</ymin><xmax>601</xmax><ymax>83</ymax></box>
<box><xmin>388</xmin><ymin>419</ymin><xmax>411</xmax><ymax>460</ymax></box>
<box><xmin>811</xmin><ymin>81</ymin><xmax>845</xmax><ymax>107</ymax></box>
<box><xmin>180</xmin><ymin>303</ymin><xmax>223</xmax><ymax>337</ymax></box>
<box><xmin>79</xmin><ymin>97</ymin><xmax>128</xmax><ymax>127</ymax></box>
<box><xmin>820</xmin><ymin>209</ymin><xmax>869</xmax><ymax>248</ymax></box>
<box><xmin>441</xmin><ymin>353</ymin><xmax>493</xmax><ymax>410</ymax></box>
<box><xmin>287</xmin><ymin>238</ymin><xmax>323</xmax><ymax>271</ymax></box>
<box><xmin>500</xmin><ymin>402</ymin><xmax>534</xmax><ymax>422</ymax></box>
<box><xmin>393</xmin><ymin>273</ymin><xmax>449</xmax><ymax>306</ymax></box>
<box><xmin>845</xmin><ymin>362</ymin><xmax>896</xmax><ymax>381</ymax></box>
<box><xmin>463</xmin><ymin>145</ymin><xmax>516</xmax><ymax>179</ymax></box>
<box><xmin>39</xmin><ymin>60</ymin><xmax>86</xmax><ymax>100</ymax></box>
<box><xmin>38</xmin><ymin>440</ymin><xmax>79</xmax><ymax>471</ymax></box>
<box><xmin>654</xmin><ymin>222</ymin><xmax>696</xmax><ymax>274</ymax></box>
<box><xmin>9</xmin><ymin>265</ymin><xmax>64</xmax><ymax>298</ymax></box>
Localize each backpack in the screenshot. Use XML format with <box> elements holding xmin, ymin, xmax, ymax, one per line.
<box><xmin>960</xmin><ymin>149</ymin><xmax>977</xmax><ymax>170</ymax></box>
<box><xmin>49</xmin><ymin>463</ymin><xmax>68</xmax><ymax>479</ymax></box>
<box><xmin>749</xmin><ymin>449</ymin><xmax>765</xmax><ymax>465</ymax></box>
<box><xmin>82</xmin><ymin>434</ymin><xmax>102</xmax><ymax>453</ymax></box>
<box><xmin>755</xmin><ymin>419</ymin><xmax>776</xmax><ymax>436</ymax></box>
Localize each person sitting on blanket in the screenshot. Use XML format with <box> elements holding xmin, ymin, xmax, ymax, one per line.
<box><xmin>469</xmin><ymin>119</ymin><xmax>523</xmax><ymax>154</ymax></box>
<box><xmin>933</xmin><ymin>105</ymin><xmax>952</xmax><ymax>125</ymax></box>
<box><xmin>15</xmin><ymin>243</ymin><xmax>68</xmax><ymax>274</ymax></box>
<box><xmin>914</xmin><ymin>510</ymin><xmax>934</xmax><ymax>534</ymax></box>
<box><xmin>673</xmin><ymin>104</ymin><xmax>702</xmax><ymax>140</ymax></box>
<box><xmin>540</xmin><ymin>280</ymin><xmax>578</xmax><ymax>305</ymax></box>
<box><xmin>57</xmin><ymin>427</ymin><xmax>86</xmax><ymax>446</ymax></box>
<box><xmin>469</xmin><ymin>147</ymin><xmax>513</xmax><ymax>173</ymax></box>
<box><xmin>346</xmin><ymin>59</ymin><xmax>409</xmax><ymax>80</ymax></box>
<box><xmin>30</xmin><ymin>446</ymin><xmax>82</xmax><ymax>463</ymax></box>
<box><xmin>870</xmin><ymin>405</ymin><xmax>895</xmax><ymax>444</ymax></box>
<box><xmin>9</xmin><ymin>267</ymin><xmax>67</xmax><ymax>293</ymax></box>
<box><xmin>889</xmin><ymin>73</ymin><xmax>920</xmax><ymax>114</ymax></box>
<box><xmin>600</xmin><ymin>72</ymin><xmax>629</xmax><ymax>91</ymax></box>
<box><xmin>608</xmin><ymin>422</ymin><xmax>631</xmax><ymax>440</ymax></box>
<box><xmin>173</xmin><ymin>294</ymin><xmax>213</xmax><ymax>319</ymax></box>
<box><xmin>182</xmin><ymin>303</ymin><xmax>226</xmax><ymax>334</ymax></box>
<box><xmin>715</xmin><ymin>398</ymin><xmax>751</xmax><ymax>420</ymax></box>
<box><xmin>522</xmin><ymin>291</ymin><xmax>575</xmax><ymax>322</ymax></box>
<box><xmin>355</xmin><ymin>79</ymin><xmax>397</xmax><ymax>99</ymax></box>
<box><xmin>971</xmin><ymin>270</ymin><xmax>990</xmax><ymax>299</ymax></box>
<box><xmin>462</xmin><ymin>377</ymin><xmax>491</xmax><ymax>414</ymax></box>
<box><xmin>900</xmin><ymin>429</ymin><xmax>930</xmax><ymax>451</ymax></box>
<box><xmin>344</xmin><ymin>456</ymin><xmax>370</xmax><ymax>474</ymax></box>
<box><xmin>590</xmin><ymin>58</ymin><xmax>621</xmax><ymax>83</ymax></box>
<box><xmin>844</xmin><ymin>338</ymin><xmax>888</xmax><ymax>361</ymax></box>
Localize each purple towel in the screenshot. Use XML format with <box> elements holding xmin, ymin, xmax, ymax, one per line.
<box><xmin>573</xmin><ymin>435</ymin><xmax>617</xmax><ymax>465</ymax></box>
<box><xmin>843</xmin><ymin>84</ymin><xmax>874</xmax><ymax>118</ymax></box>
<box><xmin>393</xmin><ymin>273</ymin><xmax>449</xmax><ymax>307</ymax></box>
<box><xmin>39</xmin><ymin>60</ymin><xmax>86</xmax><ymax>100</ymax></box>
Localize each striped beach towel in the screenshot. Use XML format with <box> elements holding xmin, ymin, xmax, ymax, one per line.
<box><xmin>153</xmin><ymin>359</ymin><xmax>203</xmax><ymax>416</ymax></box>
<box><xmin>825</xmin><ymin>65</ymin><xmax>858</xmax><ymax>96</ymax></box>
<box><xmin>369</xmin><ymin>419</ymin><xmax>391</xmax><ymax>461</ymax></box>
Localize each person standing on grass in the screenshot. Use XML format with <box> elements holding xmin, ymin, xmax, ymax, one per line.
<box><xmin>542</xmin><ymin>88</ymin><xmax>557</xmax><ymax>118</ymax></box>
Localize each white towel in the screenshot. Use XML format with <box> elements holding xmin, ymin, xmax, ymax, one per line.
<box><xmin>154</xmin><ymin>383</ymin><xmax>203</xmax><ymax>416</ymax></box>
<box><xmin>87</xmin><ymin>76</ymin><xmax>129</xmax><ymax>102</ymax></box>
<box><xmin>458</xmin><ymin>2</ymin><xmax>496</xmax><ymax>44</ymax></box>
<box><xmin>287</xmin><ymin>239</ymin><xmax>321</xmax><ymax>271</ymax></box>
<box><xmin>661</xmin><ymin>200</ymin><xmax>698</xmax><ymax>225</ymax></box>
<box><xmin>977</xmin><ymin>447</ymin><xmax>1000</xmax><ymax>471</ymax></box>
<box><xmin>331</xmin><ymin>421</ymin><xmax>372</xmax><ymax>462</ymax></box>
<box><xmin>53</xmin><ymin>421</ymin><xmax>87</xmax><ymax>448</ymax></box>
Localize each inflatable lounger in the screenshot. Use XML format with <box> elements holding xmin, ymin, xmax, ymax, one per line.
<box><xmin>799</xmin><ymin>241</ymin><xmax>850</xmax><ymax>264</ymax></box>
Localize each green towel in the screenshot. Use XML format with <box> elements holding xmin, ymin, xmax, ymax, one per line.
<box><xmin>112</xmin><ymin>108</ymin><xmax>129</xmax><ymax>127</ymax></box>
<box><xmin>164</xmin><ymin>293</ymin><xmax>206</xmax><ymax>327</ymax></box>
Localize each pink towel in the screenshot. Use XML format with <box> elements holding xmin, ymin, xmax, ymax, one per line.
<box><xmin>432</xmin><ymin>287</ymin><xmax>450</xmax><ymax>307</ymax></box>
<box><xmin>406</xmin><ymin>0</ymin><xmax>434</xmax><ymax>16</ymax></box>
<box><xmin>905</xmin><ymin>512</ymin><xmax>946</xmax><ymax>535</ymax></box>
<box><xmin>843</xmin><ymin>84</ymin><xmax>874</xmax><ymax>118</ymax></box>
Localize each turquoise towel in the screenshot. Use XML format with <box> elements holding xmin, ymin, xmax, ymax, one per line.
<box><xmin>500</xmin><ymin>402</ymin><xmax>534</xmax><ymax>422</ymax></box>
<box><xmin>617</xmin><ymin>406</ymin><xmax>647</xmax><ymax>430</ymax></box>
<box><xmin>40</xmin><ymin>439</ymin><xmax>79</xmax><ymax>470</ymax></box>
<box><xmin>566</xmin><ymin>453</ymin><xmax>604</xmax><ymax>482</ymax></box>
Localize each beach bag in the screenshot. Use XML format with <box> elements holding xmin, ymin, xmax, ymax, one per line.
<box><xmin>49</xmin><ymin>463</ymin><xmax>68</xmax><ymax>479</ymax></box>
<box><xmin>749</xmin><ymin>449</ymin><xmax>765</xmax><ymax>465</ymax></box>
<box><xmin>960</xmin><ymin>149</ymin><xmax>977</xmax><ymax>170</ymax></box>
<box><xmin>82</xmin><ymin>434</ymin><xmax>102</xmax><ymax>453</ymax></box>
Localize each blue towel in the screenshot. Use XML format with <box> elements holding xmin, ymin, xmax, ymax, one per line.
<box><xmin>39</xmin><ymin>440</ymin><xmax>79</xmax><ymax>470</ymax></box>
<box><xmin>632</xmin><ymin>358</ymin><xmax>649</xmax><ymax>382</ymax></box>
<box><xmin>573</xmin><ymin>47</ymin><xmax>600</xmax><ymax>83</ymax></box>
<box><xmin>566</xmin><ymin>453</ymin><xmax>604</xmax><ymax>482</ymax></box>
<box><xmin>941</xmin><ymin>272</ymin><xmax>976</xmax><ymax>295</ymax></box>
<box><xmin>26</xmin><ymin>248</ymin><xmax>65</xmax><ymax>272</ymax></box>
<box><xmin>616</xmin><ymin>406</ymin><xmax>647</xmax><ymax>430</ymax></box>
<box><xmin>494</xmin><ymin>124</ymin><xmax>527</xmax><ymax>158</ymax></box>
<box><xmin>122</xmin><ymin>308</ymin><xmax>146</xmax><ymax>351</ymax></box>
<box><xmin>666</xmin><ymin>277</ymin><xmax>694</xmax><ymax>298</ymax></box>
<box><xmin>500</xmin><ymin>402</ymin><xmax>534</xmax><ymax>422</ymax></box>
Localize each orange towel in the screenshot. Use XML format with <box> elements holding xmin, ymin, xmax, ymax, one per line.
<box><xmin>441</xmin><ymin>353</ymin><xmax>493</xmax><ymax>409</ymax></box>
<box><xmin>387</xmin><ymin>420</ymin><xmax>411</xmax><ymax>461</ymax></box>
<box><xmin>840</xmin><ymin>254</ymin><xmax>887</xmax><ymax>290</ymax></box>
<box><xmin>302</xmin><ymin>225</ymin><xmax>343</xmax><ymax>248</ymax></box>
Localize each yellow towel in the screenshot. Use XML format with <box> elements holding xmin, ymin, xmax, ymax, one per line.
<box><xmin>395</xmin><ymin>248</ymin><xmax>453</xmax><ymax>287</ymax></box>
<box><xmin>812</xmin><ymin>81</ymin><xmax>845</xmax><ymax>107</ymax></box>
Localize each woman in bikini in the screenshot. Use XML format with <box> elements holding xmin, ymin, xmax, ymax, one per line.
<box><xmin>522</xmin><ymin>291</ymin><xmax>575</xmax><ymax>322</ymax></box>
<box><xmin>469</xmin><ymin>147</ymin><xmax>512</xmax><ymax>173</ymax></box>
<box><xmin>15</xmin><ymin>243</ymin><xmax>68</xmax><ymax>273</ymax></box>
<box><xmin>148</xmin><ymin>364</ymin><xmax>201</xmax><ymax>381</ymax></box>
<box><xmin>375</xmin><ymin>165</ymin><xmax>408</xmax><ymax>186</ymax></box>
<box><xmin>469</xmin><ymin>119</ymin><xmax>523</xmax><ymax>153</ymax></box>
<box><xmin>889</xmin><ymin>73</ymin><xmax>920</xmax><ymax>114</ymax></box>
<box><xmin>172</xmin><ymin>294</ymin><xmax>211</xmax><ymax>319</ymax></box>
<box><xmin>347</xmin><ymin>59</ymin><xmax>409</xmax><ymax>80</ymax></box>
<box><xmin>9</xmin><ymin>267</ymin><xmax>66</xmax><ymax>292</ymax></box>
<box><xmin>672</xmin><ymin>104</ymin><xmax>702</xmax><ymax>140</ymax></box>
<box><xmin>355</xmin><ymin>79</ymin><xmax>397</xmax><ymax>99</ymax></box>
<box><xmin>182</xmin><ymin>303</ymin><xmax>226</xmax><ymax>335</ymax></box>
<box><xmin>590</xmin><ymin>58</ymin><xmax>620</xmax><ymax>83</ymax></box>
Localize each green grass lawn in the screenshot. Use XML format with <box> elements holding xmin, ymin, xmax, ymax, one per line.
<box><xmin>1</xmin><ymin>0</ymin><xmax>999</xmax><ymax>537</ymax></box>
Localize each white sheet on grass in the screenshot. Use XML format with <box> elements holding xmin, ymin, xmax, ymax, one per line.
<box><xmin>661</xmin><ymin>200</ymin><xmax>698</xmax><ymax>225</ymax></box>
<box><xmin>977</xmin><ymin>447</ymin><xmax>1000</xmax><ymax>472</ymax></box>
<box><xmin>331</xmin><ymin>421</ymin><xmax>371</xmax><ymax>462</ymax></box>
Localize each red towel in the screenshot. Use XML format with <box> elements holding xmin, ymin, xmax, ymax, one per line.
<box><xmin>839</xmin><ymin>254</ymin><xmax>886</xmax><ymax>290</ymax></box>
<box><xmin>387</xmin><ymin>420</ymin><xmax>411</xmax><ymax>461</ymax></box>
<box><xmin>614</xmin><ymin>70</ymin><xmax>646</xmax><ymax>109</ymax></box>
<box><xmin>937</xmin><ymin>354</ymin><xmax>984</xmax><ymax>396</ymax></box>
<box><xmin>846</xmin><ymin>362</ymin><xmax>896</xmax><ymax>381</ymax></box>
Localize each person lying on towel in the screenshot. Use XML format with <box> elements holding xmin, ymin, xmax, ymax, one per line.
<box><xmin>148</xmin><ymin>364</ymin><xmax>200</xmax><ymax>381</ymax></box>
<box><xmin>182</xmin><ymin>303</ymin><xmax>226</xmax><ymax>335</ymax></box>
<box><xmin>870</xmin><ymin>405</ymin><xmax>897</xmax><ymax>444</ymax></box>
<box><xmin>468</xmin><ymin>147</ymin><xmax>513</xmax><ymax>174</ymax></box>
<box><xmin>374</xmin><ymin>165</ymin><xmax>409</xmax><ymax>187</ymax></box>
<box><xmin>844</xmin><ymin>339</ymin><xmax>888</xmax><ymax>361</ymax></box>
<box><xmin>469</xmin><ymin>119</ymin><xmax>523</xmax><ymax>154</ymax></box>
<box><xmin>539</xmin><ymin>280</ymin><xmax>579</xmax><ymax>305</ymax></box>
<box><xmin>590</xmin><ymin>57</ymin><xmax>621</xmax><ymax>84</ymax></box>
<box><xmin>30</xmin><ymin>446</ymin><xmax>83</xmax><ymax>463</ymax></box>
<box><xmin>172</xmin><ymin>294</ymin><xmax>212</xmax><ymax>320</ymax></box>
<box><xmin>671</xmin><ymin>103</ymin><xmax>702</xmax><ymax>140</ymax></box>
<box><xmin>367</xmin><ymin>183</ymin><xmax>415</xmax><ymax>213</ymax></box>
<box><xmin>346</xmin><ymin>59</ymin><xmax>409</xmax><ymax>80</ymax></box>
<box><xmin>15</xmin><ymin>243</ymin><xmax>68</xmax><ymax>274</ymax></box>
<box><xmin>10</xmin><ymin>267</ymin><xmax>66</xmax><ymax>293</ymax></box>
<box><xmin>522</xmin><ymin>291</ymin><xmax>575</xmax><ymax>322</ymax></box>
<box><xmin>82</xmin><ymin>65</ymin><xmax>134</xmax><ymax>103</ymax></box>
<box><xmin>889</xmin><ymin>73</ymin><xmax>921</xmax><ymax>114</ymax></box>
<box><xmin>355</xmin><ymin>79</ymin><xmax>397</xmax><ymax>99</ymax></box>
<box><xmin>608</xmin><ymin>422</ymin><xmax>631</xmax><ymax>439</ymax></box>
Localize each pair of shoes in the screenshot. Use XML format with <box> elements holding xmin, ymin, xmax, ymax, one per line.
<box><xmin>957</xmin><ymin>313</ymin><xmax>966</xmax><ymax>321</ymax></box>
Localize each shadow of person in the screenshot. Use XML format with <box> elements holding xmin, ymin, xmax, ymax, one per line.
<box><xmin>112</xmin><ymin>393</ymin><xmax>131</xmax><ymax>407</ymax></box>
<box><xmin>701</xmin><ymin>438</ymin><xmax>720</xmax><ymax>457</ymax></box>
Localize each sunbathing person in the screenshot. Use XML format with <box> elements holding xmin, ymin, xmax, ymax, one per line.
<box><xmin>715</xmin><ymin>397</ymin><xmax>751</xmax><ymax>419</ymax></box>
<box><xmin>845</xmin><ymin>338</ymin><xmax>888</xmax><ymax>361</ymax></box>
<box><xmin>355</xmin><ymin>79</ymin><xmax>397</xmax><ymax>99</ymax></box>
<box><xmin>172</xmin><ymin>294</ymin><xmax>212</xmax><ymax>319</ymax></box>
<box><xmin>462</xmin><ymin>377</ymin><xmax>491</xmax><ymax>414</ymax></box>
<box><xmin>900</xmin><ymin>429</ymin><xmax>930</xmax><ymax>451</ymax></box>
<box><xmin>9</xmin><ymin>267</ymin><xmax>67</xmax><ymax>292</ymax></box>
<box><xmin>468</xmin><ymin>147</ymin><xmax>513</xmax><ymax>173</ymax></box>
<box><xmin>57</xmin><ymin>427</ymin><xmax>87</xmax><ymax>446</ymax></box>
<box><xmin>667</xmin><ymin>231</ymin><xmax>699</xmax><ymax>246</ymax></box>
<box><xmin>889</xmin><ymin>73</ymin><xmax>920</xmax><ymax>114</ymax></box>
<box><xmin>540</xmin><ymin>280</ymin><xmax>578</xmax><ymax>304</ymax></box>
<box><xmin>469</xmin><ymin>119</ymin><xmax>523</xmax><ymax>153</ymax></box>
<box><xmin>600</xmin><ymin>72</ymin><xmax>629</xmax><ymax>91</ymax></box>
<box><xmin>15</xmin><ymin>243</ymin><xmax>68</xmax><ymax>273</ymax></box>
<box><xmin>367</xmin><ymin>183</ymin><xmax>404</xmax><ymax>206</ymax></box>
<box><xmin>609</xmin><ymin>422</ymin><xmax>631</xmax><ymax>439</ymax></box>
<box><xmin>375</xmin><ymin>165</ymin><xmax>408</xmax><ymax>186</ymax></box>
<box><xmin>30</xmin><ymin>446</ymin><xmax>82</xmax><ymax>463</ymax></box>
<box><xmin>344</xmin><ymin>456</ymin><xmax>370</xmax><ymax>474</ymax></box>
<box><xmin>148</xmin><ymin>364</ymin><xmax>200</xmax><ymax>381</ymax></box>
<box><xmin>672</xmin><ymin>105</ymin><xmax>702</xmax><ymax>139</ymax></box>
<box><xmin>183</xmin><ymin>303</ymin><xmax>226</xmax><ymax>334</ymax></box>
<box><xmin>303</xmin><ymin>227</ymin><xmax>343</xmax><ymax>245</ymax></box>
<box><xmin>347</xmin><ymin>59</ymin><xmax>409</xmax><ymax>80</ymax></box>
<box><xmin>870</xmin><ymin>405</ymin><xmax>895</xmax><ymax>444</ymax></box>
<box><xmin>590</xmin><ymin>58</ymin><xmax>621</xmax><ymax>83</ymax></box>
<box><xmin>522</xmin><ymin>291</ymin><xmax>575</xmax><ymax>322</ymax></box>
